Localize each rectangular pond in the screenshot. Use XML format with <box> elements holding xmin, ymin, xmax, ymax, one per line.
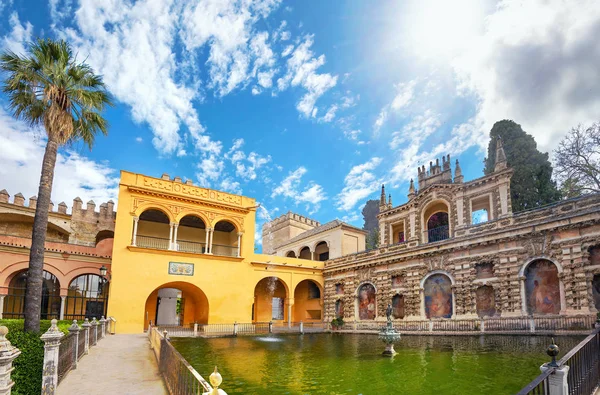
<box><xmin>172</xmin><ymin>334</ymin><xmax>584</xmax><ymax>395</ymax></box>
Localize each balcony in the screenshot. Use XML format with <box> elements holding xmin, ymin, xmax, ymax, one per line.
<box><xmin>135</xmin><ymin>235</ymin><xmax>238</xmax><ymax>257</ymax></box>
<box><xmin>427</xmin><ymin>225</ymin><xmax>449</xmax><ymax>243</ymax></box>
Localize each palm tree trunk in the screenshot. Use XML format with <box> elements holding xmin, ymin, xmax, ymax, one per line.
<box><xmin>23</xmin><ymin>138</ymin><xmax>58</xmax><ymax>333</ymax></box>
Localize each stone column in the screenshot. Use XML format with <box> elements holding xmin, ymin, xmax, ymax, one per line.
<box><xmin>519</xmin><ymin>276</ymin><xmax>528</xmax><ymax>316</ymax></box>
<box><xmin>236</xmin><ymin>233</ymin><xmax>243</xmax><ymax>257</ymax></box>
<box><xmin>81</xmin><ymin>319</ymin><xmax>91</xmax><ymax>355</ymax></box>
<box><xmin>99</xmin><ymin>317</ymin><xmax>107</xmax><ymax>339</ymax></box>
<box><xmin>0</xmin><ymin>296</ymin><xmax>4</xmax><ymax>320</ymax></box>
<box><xmin>132</xmin><ymin>216</ymin><xmax>139</xmax><ymax>246</ymax></box>
<box><xmin>40</xmin><ymin>319</ymin><xmax>64</xmax><ymax>395</ymax></box>
<box><xmin>168</xmin><ymin>222</ymin><xmax>175</xmax><ymax>250</ymax></box>
<box><xmin>59</xmin><ymin>296</ymin><xmax>66</xmax><ymax>320</ymax></box>
<box><xmin>91</xmin><ymin>318</ymin><xmax>98</xmax><ymax>346</ymax></box>
<box><xmin>68</xmin><ymin>320</ymin><xmax>80</xmax><ymax>370</ymax></box>
<box><xmin>286</xmin><ymin>298</ymin><xmax>294</xmax><ymax>327</ymax></box>
<box><xmin>204</xmin><ymin>228</ymin><xmax>211</xmax><ymax>254</ymax></box>
<box><xmin>207</xmin><ymin>228</ymin><xmax>214</xmax><ymax>255</ymax></box>
<box><xmin>172</xmin><ymin>224</ymin><xmax>179</xmax><ymax>251</ymax></box>
<box><xmin>540</xmin><ymin>364</ymin><xmax>569</xmax><ymax>395</ymax></box>
<box><xmin>0</xmin><ymin>326</ymin><xmax>21</xmax><ymax>395</ymax></box>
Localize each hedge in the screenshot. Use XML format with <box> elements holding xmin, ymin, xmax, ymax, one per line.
<box><xmin>0</xmin><ymin>319</ymin><xmax>71</xmax><ymax>395</ymax></box>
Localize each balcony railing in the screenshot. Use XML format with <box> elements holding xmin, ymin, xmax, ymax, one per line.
<box><xmin>427</xmin><ymin>225</ymin><xmax>449</xmax><ymax>243</ymax></box>
<box><xmin>135</xmin><ymin>235</ymin><xmax>238</xmax><ymax>257</ymax></box>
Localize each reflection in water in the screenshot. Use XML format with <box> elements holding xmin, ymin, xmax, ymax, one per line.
<box><xmin>172</xmin><ymin>334</ymin><xmax>584</xmax><ymax>395</ymax></box>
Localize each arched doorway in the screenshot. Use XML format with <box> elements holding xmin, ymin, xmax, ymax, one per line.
<box><xmin>357</xmin><ymin>283</ymin><xmax>376</xmax><ymax>320</ymax></box>
<box><xmin>423</xmin><ymin>201</ymin><xmax>450</xmax><ymax>243</ymax></box>
<box><xmin>65</xmin><ymin>274</ymin><xmax>109</xmax><ymax>320</ymax></box>
<box><xmin>476</xmin><ymin>285</ymin><xmax>496</xmax><ymax>318</ymax></box>
<box><xmin>293</xmin><ymin>280</ymin><xmax>322</xmax><ymax>322</ymax></box>
<box><xmin>524</xmin><ymin>259</ymin><xmax>561</xmax><ymax>315</ymax></box>
<box><xmin>314</xmin><ymin>241</ymin><xmax>329</xmax><ymax>261</ymax></box>
<box><xmin>253</xmin><ymin>277</ymin><xmax>288</xmax><ymax>322</ymax></box>
<box><xmin>392</xmin><ymin>294</ymin><xmax>405</xmax><ymax>319</ymax></box>
<box><xmin>4</xmin><ymin>270</ymin><xmax>61</xmax><ymax>319</ymax></box>
<box><xmin>423</xmin><ymin>273</ymin><xmax>453</xmax><ymax>318</ymax></box>
<box><xmin>144</xmin><ymin>282</ymin><xmax>209</xmax><ymax>329</ymax></box>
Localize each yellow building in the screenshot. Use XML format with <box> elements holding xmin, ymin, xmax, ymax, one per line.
<box><xmin>108</xmin><ymin>171</ymin><xmax>324</xmax><ymax>333</ymax></box>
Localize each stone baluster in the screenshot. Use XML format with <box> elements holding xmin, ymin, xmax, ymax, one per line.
<box><xmin>0</xmin><ymin>326</ymin><xmax>21</xmax><ymax>395</ymax></box>
<box><xmin>40</xmin><ymin>319</ymin><xmax>64</xmax><ymax>395</ymax></box>
<box><xmin>99</xmin><ymin>317</ymin><xmax>106</xmax><ymax>340</ymax></box>
<box><xmin>91</xmin><ymin>318</ymin><xmax>98</xmax><ymax>346</ymax></box>
<box><xmin>268</xmin><ymin>321</ymin><xmax>273</xmax><ymax>334</ymax></box>
<box><xmin>202</xmin><ymin>367</ymin><xmax>228</xmax><ymax>395</ymax></box>
<box><xmin>68</xmin><ymin>320</ymin><xmax>80</xmax><ymax>370</ymax></box>
<box><xmin>81</xmin><ymin>319</ymin><xmax>91</xmax><ymax>355</ymax></box>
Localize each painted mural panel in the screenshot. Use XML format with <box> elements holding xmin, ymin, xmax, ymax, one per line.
<box><xmin>391</xmin><ymin>275</ymin><xmax>403</xmax><ymax>288</ymax></box>
<box><xmin>424</xmin><ymin>274</ymin><xmax>452</xmax><ymax>319</ymax></box>
<box><xmin>335</xmin><ymin>283</ymin><xmax>344</xmax><ymax>295</ymax></box>
<box><xmin>335</xmin><ymin>299</ymin><xmax>344</xmax><ymax>319</ymax></box>
<box><xmin>525</xmin><ymin>260</ymin><xmax>561</xmax><ymax>315</ymax></box>
<box><xmin>392</xmin><ymin>294</ymin><xmax>405</xmax><ymax>319</ymax></box>
<box><xmin>358</xmin><ymin>283</ymin><xmax>376</xmax><ymax>320</ymax></box>
<box><xmin>475</xmin><ymin>263</ymin><xmax>494</xmax><ymax>279</ymax></box>
<box><xmin>476</xmin><ymin>285</ymin><xmax>496</xmax><ymax>317</ymax></box>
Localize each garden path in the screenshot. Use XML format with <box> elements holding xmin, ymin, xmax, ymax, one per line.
<box><xmin>57</xmin><ymin>334</ymin><xmax>166</xmax><ymax>395</ymax></box>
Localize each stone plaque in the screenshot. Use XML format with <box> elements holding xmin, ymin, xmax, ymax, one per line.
<box><xmin>168</xmin><ymin>262</ymin><xmax>194</xmax><ymax>276</ymax></box>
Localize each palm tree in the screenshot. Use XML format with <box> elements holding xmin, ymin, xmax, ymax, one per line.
<box><xmin>1</xmin><ymin>38</ymin><xmax>112</xmax><ymax>332</ymax></box>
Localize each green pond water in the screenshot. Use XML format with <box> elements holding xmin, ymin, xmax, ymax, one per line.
<box><xmin>172</xmin><ymin>334</ymin><xmax>584</xmax><ymax>395</ymax></box>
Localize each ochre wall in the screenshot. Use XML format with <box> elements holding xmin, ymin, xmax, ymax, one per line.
<box><xmin>108</xmin><ymin>171</ymin><xmax>324</xmax><ymax>333</ymax></box>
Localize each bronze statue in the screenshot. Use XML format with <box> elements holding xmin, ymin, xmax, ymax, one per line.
<box><xmin>386</xmin><ymin>303</ymin><xmax>393</xmax><ymax>322</ymax></box>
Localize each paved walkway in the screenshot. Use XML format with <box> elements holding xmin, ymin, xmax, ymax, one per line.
<box><xmin>58</xmin><ymin>334</ymin><xmax>167</xmax><ymax>395</ymax></box>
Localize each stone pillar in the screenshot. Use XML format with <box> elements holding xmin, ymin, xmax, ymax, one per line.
<box><xmin>172</xmin><ymin>224</ymin><xmax>179</xmax><ymax>251</ymax></box>
<box><xmin>193</xmin><ymin>323</ymin><xmax>198</xmax><ymax>337</ymax></box>
<box><xmin>132</xmin><ymin>216</ymin><xmax>139</xmax><ymax>246</ymax></box>
<box><xmin>286</xmin><ymin>298</ymin><xmax>294</xmax><ymax>327</ymax></box>
<box><xmin>99</xmin><ymin>317</ymin><xmax>106</xmax><ymax>339</ymax></box>
<box><xmin>81</xmin><ymin>319</ymin><xmax>91</xmax><ymax>355</ymax></box>
<box><xmin>268</xmin><ymin>321</ymin><xmax>273</xmax><ymax>333</ymax></box>
<box><xmin>519</xmin><ymin>276</ymin><xmax>528</xmax><ymax>316</ymax></box>
<box><xmin>233</xmin><ymin>322</ymin><xmax>238</xmax><ymax>336</ymax></box>
<box><xmin>168</xmin><ymin>222</ymin><xmax>175</xmax><ymax>250</ymax></box>
<box><xmin>206</xmin><ymin>228</ymin><xmax>213</xmax><ymax>255</ymax></box>
<box><xmin>68</xmin><ymin>320</ymin><xmax>80</xmax><ymax>370</ymax></box>
<box><xmin>0</xmin><ymin>296</ymin><xmax>4</xmax><ymax>320</ymax></box>
<box><xmin>0</xmin><ymin>326</ymin><xmax>21</xmax><ymax>395</ymax></box>
<box><xmin>40</xmin><ymin>319</ymin><xmax>64</xmax><ymax>395</ymax></box>
<box><xmin>299</xmin><ymin>321</ymin><xmax>304</xmax><ymax>334</ymax></box>
<box><xmin>59</xmin><ymin>296</ymin><xmax>66</xmax><ymax>320</ymax></box>
<box><xmin>540</xmin><ymin>364</ymin><xmax>569</xmax><ymax>395</ymax></box>
<box><xmin>91</xmin><ymin>318</ymin><xmax>98</xmax><ymax>346</ymax></box>
<box><xmin>236</xmin><ymin>233</ymin><xmax>243</xmax><ymax>257</ymax></box>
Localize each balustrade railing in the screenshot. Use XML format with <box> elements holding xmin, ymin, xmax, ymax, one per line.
<box><xmin>176</xmin><ymin>240</ymin><xmax>206</xmax><ymax>254</ymax></box>
<box><xmin>136</xmin><ymin>235</ymin><xmax>171</xmax><ymax>250</ymax></box>
<box><xmin>427</xmin><ymin>225</ymin><xmax>450</xmax><ymax>243</ymax></box>
<box><xmin>211</xmin><ymin>244</ymin><xmax>238</xmax><ymax>257</ymax></box>
<box><xmin>135</xmin><ymin>236</ymin><xmax>238</xmax><ymax>257</ymax></box>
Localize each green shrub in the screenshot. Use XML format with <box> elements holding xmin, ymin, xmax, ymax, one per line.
<box><xmin>0</xmin><ymin>320</ymin><xmax>72</xmax><ymax>395</ymax></box>
<box><xmin>331</xmin><ymin>317</ymin><xmax>345</xmax><ymax>329</ymax></box>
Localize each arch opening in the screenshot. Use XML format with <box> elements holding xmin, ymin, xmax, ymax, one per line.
<box><xmin>424</xmin><ymin>273</ymin><xmax>453</xmax><ymax>318</ymax></box>
<box><xmin>293</xmin><ymin>280</ymin><xmax>322</xmax><ymax>322</ymax></box>
<box><xmin>524</xmin><ymin>259</ymin><xmax>561</xmax><ymax>315</ymax></box>
<box><xmin>298</xmin><ymin>246</ymin><xmax>312</xmax><ymax>260</ymax></box>
<box><xmin>65</xmin><ymin>274</ymin><xmax>109</xmax><ymax>320</ymax></box>
<box><xmin>212</xmin><ymin>220</ymin><xmax>238</xmax><ymax>257</ymax></box>
<box><xmin>177</xmin><ymin>215</ymin><xmax>207</xmax><ymax>254</ymax></box>
<box><xmin>137</xmin><ymin>209</ymin><xmax>171</xmax><ymax>250</ymax></box>
<box><xmin>314</xmin><ymin>241</ymin><xmax>329</xmax><ymax>261</ymax></box>
<box><xmin>357</xmin><ymin>283</ymin><xmax>376</xmax><ymax>320</ymax></box>
<box><xmin>253</xmin><ymin>277</ymin><xmax>288</xmax><ymax>322</ymax></box>
<box><xmin>144</xmin><ymin>282</ymin><xmax>209</xmax><ymax>330</ymax></box>
<box><xmin>285</xmin><ymin>250</ymin><xmax>296</xmax><ymax>258</ymax></box>
<box><xmin>423</xmin><ymin>201</ymin><xmax>450</xmax><ymax>243</ymax></box>
<box><xmin>0</xmin><ymin>213</ymin><xmax>70</xmax><ymax>242</ymax></box>
<box><xmin>4</xmin><ymin>270</ymin><xmax>61</xmax><ymax>319</ymax></box>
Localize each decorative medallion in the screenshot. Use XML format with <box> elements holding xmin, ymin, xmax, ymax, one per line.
<box><xmin>168</xmin><ymin>262</ymin><xmax>194</xmax><ymax>276</ymax></box>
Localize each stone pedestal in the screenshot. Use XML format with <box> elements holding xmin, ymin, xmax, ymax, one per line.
<box><xmin>0</xmin><ymin>326</ymin><xmax>21</xmax><ymax>395</ymax></box>
<box><xmin>382</xmin><ymin>343</ymin><xmax>396</xmax><ymax>356</ymax></box>
<box><xmin>68</xmin><ymin>320</ymin><xmax>80</xmax><ymax>370</ymax></box>
<box><xmin>40</xmin><ymin>319</ymin><xmax>64</xmax><ymax>395</ymax></box>
<box><xmin>81</xmin><ymin>319</ymin><xmax>91</xmax><ymax>355</ymax></box>
<box><xmin>540</xmin><ymin>364</ymin><xmax>570</xmax><ymax>395</ymax></box>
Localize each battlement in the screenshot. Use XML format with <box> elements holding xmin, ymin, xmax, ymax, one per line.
<box><xmin>262</xmin><ymin>211</ymin><xmax>320</xmax><ymax>255</ymax></box>
<box><xmin>0</xmin><ymin>189</ymin><xmax>116</xmax><ymax>219</ymax></box>
<box><xmin>267</xmin><ymin>211</ymin><xmax>321</xmax><ymax>228</ymax></box>
<box><xmin>416</xmin><ymin>154</ymin><xmax>455</xmax><ymax>190</ymax></box>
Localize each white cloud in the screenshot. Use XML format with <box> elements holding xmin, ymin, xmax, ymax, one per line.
<box><xmin>135</xmin><ymin>137</ymin><xmax>143</xmax><ymax>143</ymax></box>
<box><xmin>453</xmin><ymin>0</ymin><xmax>600</xmax><ymax>151</ymax></box>
<box><xmin>320</xmin><ymin>104</ymin><xmax>338</xmax><ymax>123</ymax></box>
<box><xmin>2</xmin><ymin>12</ymin><xmax>33</xmax><ymax>56</ymax></box>
<box><xmin>336</xmin><ymin>157</ymin><xmax>383</xmax><ymax>211</ymax></box>
<box><xmin>271</xmin><ymin>167</ymin><xmax>326</xmax><ymax>212</ymax></box>
<box><xmin>277</xmin><ymin>35</ymin><xmax>338</xmax><ymax>118</ymax></box>
<box><xmin>220</xmin><ymin>178</ymin><xmax>242</xmax><ymax>194</ymax></box>
<box><xmin>0</xmin><ymin>107</ymin><xmax>119</xmax><ymax>210</ymax></box>
<box><xmin>344</xmin><ymin>129</ymin><xmax>361</xmax><ymax>141</ymax></box>
<box><xmin>389</xmin><ymin>110</ymin><xmax>440</xmax><ymax>150</ymax></box>
<box><xmin>196</xmin><ymin>157</ymin><xmax>224</xmax><ymax>187</ymax></box>
<box><xmin>373</xmin><ymin>80</ymin><xmax>416</xmax><ymax>133</ymax></box>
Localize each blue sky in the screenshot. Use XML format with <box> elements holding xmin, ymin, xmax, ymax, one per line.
<box><xmin>0</xmin><ymin>0</ymin><xmax>599</xmax><ymax>248</ymax></box>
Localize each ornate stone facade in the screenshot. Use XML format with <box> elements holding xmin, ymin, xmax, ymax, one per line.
<box><xmin>324</xmin><ymin>148</ymin><xmax>600</xmax><ymax>322</ymax></box>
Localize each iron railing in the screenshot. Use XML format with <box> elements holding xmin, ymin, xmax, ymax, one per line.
<box><xmin>427</xmin><ymin>225</ymin><xmax>450</xmax><ymax>243</ymax></box>
<box><xmin>149</xmin><ymin>327</ymin><xmax>213</xmax><ymax>394</ymax></box>
<box><xmin>57</xmin><ymin>332</ymin><xmax>75</xmax><ymax>384</ymax></box>
<box><xmin>516</xmin><ymin>366</ymin><xmax>555</xmax><ymax>395</ymax></box>
<box><xmin>77</xmin><ymin>328</ymin><xmax>86</xmax><ymax>361</ymax></box>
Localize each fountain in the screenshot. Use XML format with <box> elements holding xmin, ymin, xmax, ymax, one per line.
<box><xmin>378</xmin><ymin>303</ymin><xmax>401</xmax><ymax>356</ymax></box>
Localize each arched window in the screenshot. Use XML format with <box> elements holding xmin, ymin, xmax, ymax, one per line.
<box><xmin>177</xmin><ymin>215</ymin><xmax>207</xmax><ymax>254</ymax></box>
<box><xmin>524</xmin><ymin>260</ymin><xmax>561</xmax><ymax>315</ymax></box>
<box><xmin>299</xmin><ymin>246</ymin><xmax>312</xmax><ymax>260</ymax></box>
<box><xmin>357</xmin><ymin>283</ymin><xmax>376</xmax><ymax>320</ymax></box>
<box><xmin>424</xmin><ymin>273</ymin><xmax>453</xmax><ymax>318</ymax></box>
<box><xmin>137</xmin><ymin>209</ymin><xmax>171</xmax><ymax>249</ymax></box>
<box><xmin>286</xmin><ymin>251</ymin><xmax>296</xmax><ymax>258</ymax></box>
<box><xmin>4</xmin><ymin>270</ymin><xmax>60</xmax><ymax>319</ymax></box>
<box><xmin>423</xmin><ymin>201</ymin><xmax>450</xmax><ymax>243</ymax></box>
<box><xmin>212</xmin><ymin>220</ymin><xmax>238</xmax><ymax>257</ymax></box>
<box><xmin>315</xmin><ymin>241</ymin><xmax>329</xmax><ymax>261</ymax></box>
<box><xmin>65</xmin><ymin>274</ymin><xmax>109</xmax><ymax>320</ymax></box>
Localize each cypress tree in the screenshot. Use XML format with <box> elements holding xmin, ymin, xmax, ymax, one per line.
<box><xmin>484</xmin><ymin>120</ymin><xmax>561</xmax><ymax>212</ymax></box>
